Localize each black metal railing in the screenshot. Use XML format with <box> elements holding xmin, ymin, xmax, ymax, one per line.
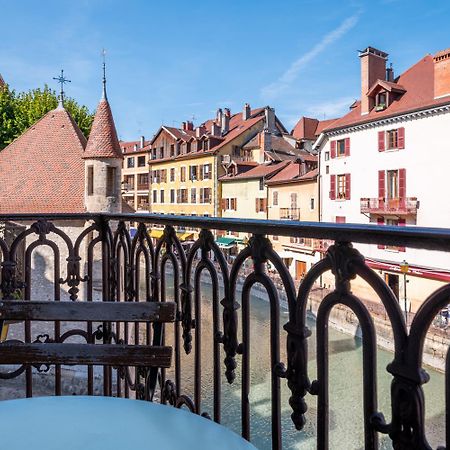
<box><xmin>1</xmin><ymin>213</ymin><xmax>450</xmax><ymax>449</ymax></box>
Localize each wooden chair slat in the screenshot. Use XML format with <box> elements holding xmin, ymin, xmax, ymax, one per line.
<box><xmin>0</xmin><ymin>343</ymin><xmax>172</xmax><ymax>368</ymax></box>
<box><xmin>0</xmin><ymin>301</ymin><xmax>176</xmax><ymax>323</ymax></box>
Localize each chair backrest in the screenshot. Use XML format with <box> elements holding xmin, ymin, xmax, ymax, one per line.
<box><xmin>0</xmin><ymin>301</ymin><xmax>175</xmax><ymax>369</ymax></box>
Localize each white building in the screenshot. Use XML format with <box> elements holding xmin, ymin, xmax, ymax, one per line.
<box><xmin>316</xmin><ymin>46</ymin><xmax>450</xmax><ymax>312</ymax></box>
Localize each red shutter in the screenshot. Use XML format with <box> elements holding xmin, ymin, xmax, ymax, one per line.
<box><xmin>378</xmin><ymin>170</ymin><xmax>386</xmax><ymax>199</ymax></box>
<box><xmin>377</xmin><ymin>217</ymin><xmax>385</xmax><ymax>249</ymax></box>
<box><xmin>399</xmin><ymin>169</ymin><xmax>406</xmax><ymax>198</ymax></box>
<box><xmin>262</xmin><ymin>198</ymin><xmax>267</xmax><ymax>213</ymax></box>
<box><xmin>221</xmin><ymin>199</ymin><xmax>226</xmax><ymax>210</ymax></box>
<box><xmin>398</xmin><ymin>218</ymin><xmax>406</xmax><ymax>252</ymax></box>
<box><xmin>330</xmin><ymin>175</ymin><xmax>336</xmax><ymax>200</ymax></box>
<box><xmin>345</xmin><ymin>138</ymin><xmax>350</xmax><ymax>156</ymax></box>
<box><xmin>233</xmin><ymin>198</ymin><xmax>237</xmax><ymax>210</ymax></box>
<box><xmin>330</xmin><ymin>141</ymin><xmax>336</xmax><ymax>159</ymax></box>
<box><xmin>398</xmin><ymin>127</ymin><xmax>405</xmax><ymax>149</ymax></box>
<box><xmin>345</xmin><ymin>173</ymin><xmax>351</xmax><ymax>200</ymax></box>
<box><xmin>378</xmin><ymin>131</ymin><xmax>385</xmax><ymax>152</ymax></box>
<box><xmin>255</xmin><ymin>198</ymin><xmax>259</xmax><ymax>212</ymax></box>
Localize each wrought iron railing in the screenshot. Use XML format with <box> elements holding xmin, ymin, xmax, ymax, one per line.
<box><xmin>360</xmin><ymin>197</ymin><xmax>419</xmax><ymax>214</ymax></box>
<box><xmin>280</xmin><ymin>208</ymin><xmax>301</xmax><ymax>220</ymax></box>
<box><xmin>0</xmin><ymin>213</ymin><xmax>450</xmax><ymax>449</ymax></box>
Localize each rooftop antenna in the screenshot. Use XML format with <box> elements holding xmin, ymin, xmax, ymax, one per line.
<box><xmin>53</xmin><ymin>69</ymin><xmax>71</xmax><ymax>108</ymax></box>
<box><xmin>102</xmin><ymin>48</ymin><xmax>107</xmax><ymax>99</ymax></box>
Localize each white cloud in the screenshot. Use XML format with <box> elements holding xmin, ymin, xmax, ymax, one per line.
<box><xmin>306</xmin><ymin>96</ymin><xmax>356</xmax><ymax>118</ymax></box>
<box><xmin>261</xmin><ymin>13</ymin><xmax>360</xmax><ymax>100</ymax></box>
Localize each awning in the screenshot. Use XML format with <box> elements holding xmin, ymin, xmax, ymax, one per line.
<box><xmin>366</xmin><ymin>258</ymin><xmax>450</xmax><ymax>283</ymax></box>
<box><xmin>150</xmin><ymin>229</ymin><xmax>164</xmax><ymax>239</ymax></box>
<box><xmin>216</xmin><ymin>236</ymin><xmax>237</xmax><ymax>249</ymax></box>
<box><xmin>177</xmin><ymin>232</ymin><xmax>194</xmax><ymax>242</ymax></box>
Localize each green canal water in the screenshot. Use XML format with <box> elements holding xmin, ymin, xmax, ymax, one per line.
<box><xmin>160</xmin><ymin>274</ymin><xmax>446</xmax><ymax>449</ymax></box>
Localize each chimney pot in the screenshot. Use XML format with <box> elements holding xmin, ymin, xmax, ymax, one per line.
<box><xmin>182</xmin><ymin>121</ymin><xmax>187</xmax><ymax>131</ymax></box>
<box><xmin>243</xmin><ymin>103</ymin><xmax>251</xmax><ymax>120</ymax></box>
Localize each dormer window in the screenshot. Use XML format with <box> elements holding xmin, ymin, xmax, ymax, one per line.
<box><xmin>375</xmin><ymin>91</ymin><xmax>387</xmax><ymax>110</ymax></box>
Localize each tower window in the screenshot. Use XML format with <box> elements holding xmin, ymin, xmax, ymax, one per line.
<box><xmin>87</xmin><ymin>165</ymin><xmax>94</xmax><ymax>196</ymax></box>
<box><xmin>106</xmin><ymin>166</ymin><xmax>117</xmax><ymax>196</ymax></box>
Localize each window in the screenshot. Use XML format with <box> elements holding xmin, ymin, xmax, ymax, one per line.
<box><xmin>376</xmin><ymin>92</ymin><xmax>387</xmax><ymax>108</ymax></box>
<box><xmin>325</xmin><ymin>165</ymin><xmax>329</xmax><ymax>174</ymax></box>
<box><xmin>181</xmin><ymin>167</ymin><xmax>186</xmax><ymax>182</ymax></box>
<box><xmin>337</xmin><ymin>175</ymin><xmax>346</xmax><ymax>199</ymax></box>
<box><xmin>223</xmin><ymin>198</ymin><xmax>237</xmax><ymax>210</ymax></box>
<box><xmin>330</xmin><ymin>173</ymin><xmax>351</xmax><ymax>200</ymax></box>
<box><xmin>160</xmin><ymin>169</ymin><xmax>167</xmax><ymax>183</ymax></box>
<box><xmin>272</xmin><ymin>235</ymin><xmax>279</xmax><ymax>241</ymax></box>
<box><xmin>186</xmin><ymin>142</ymin><xmax>191</xmax><ymax>153</ymax></box>
<box><xmin>170</xmin><ymin>144</ymin><xmax>175</xmax><ymax>157</ymax></box>
<box><xmin>137</xmin><ymin>156</ymin><xmax>146</xmax><ymax>167</ymax></box>
<box><xmin>160</xmin><ymin>147</ymin><xmax>164</xmax><ymax>159</ymax></box>
<box><xmin>259</xmin><ymin>178</ymin><xmax>264</xmax><ymax>190</ymax></box>
<box><xmin>170</xmin><ymin>168</ymin><xmax>175</xmax><ymax>182</ymax></box>
<box><xmin>127</xmin><ymin>157</ymin><xmax>135</xmax><ymax>168</ymax></box>
<box><xmin>310</xmin><ymin>198</ymin><xmax>315</xmax><ymax>210</ymax></box>
<box><xmin>137</xmin><ymin>173</ymin><xmax>148</xmax><ymax>189</ymax></box>
<box><xmin>170</xmin><ymin>189</ymin><xmax>175</xmax><ymax>203</ymax></box>
<box><xmin>203</xmin><ymin>164</ymin><xmax>212</xmax><ymax>180</ymax></box>
<box><xmin>290</xmin><ymin>193</ymin><xmax>297</xmax><ymax>209</ymax></box>
<box><xmin>255</xmin><ymin>198</ymin><xmax>267</xmax><ymax>213</ymax></box>
<box><xmin>337</xmin><ymin>139</ymin><xmax>346</xmax><ymax>157</ymax></box>
<box><xmin>106</xmin><ymin>166</ymin><xmax>116</xmax><ymax>196</ymax></box>
<box><xmin>191</xmin><ymin>188</ymin><xmax>196</xmax><ymax>203</ymax></box>
<box><xmin>152</xmin><ymin>148</ymin><xmax>157</xmax><ymax>160</ymax></box>
<box><xmin>324</xmin><ymin>151</ymin><xmax>330</xmax><ymax>161</ymax></box>
<box><xmin>87</xmin><ymin>166</ymin><xmax>94</xmax><ymax>196</ymax></box>
<box><xmin>177</xmin><ymin>188</ymin><xmax>188</xmax><ymax>203</ymax></box>
<box><xmin>152</xmin><ymin>190</ymin><xmax>157</xmax><ymax>203</ymax></box>
<box><xmin>190</xmin><ymin>165</ymin><xmax>198</xmax><ymax>181</ymax></box>
<box><xmin>273</xmin><ymin>191</ymin><xmax>278</xmax><ymax>206</ymax></box>
<box><xmin>387</xmin><ymin>170</ymin><xmax>399</xmax><ymax>199</ymax></box>
<box><xmin>387</xmin><ymin>129</ymin><xmax>398</xmax><ymax>149</ymax></box>
<box><xmin>200</xmin><ymin>188</ymin><xmax>212</xmax><ymax>204</ymax></box>
<box><xmin>160</xmin><ymin>190</ymin><xmax>164</xmax><ymax>203</ymax></box>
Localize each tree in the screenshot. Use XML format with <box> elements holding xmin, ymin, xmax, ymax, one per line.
<box><xmin>0</xmin><ymin>84</ymin><xmax>94</xmax><ymax>150</ymax></box>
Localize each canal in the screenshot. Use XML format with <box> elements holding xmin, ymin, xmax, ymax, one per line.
<box><xmin>161</xmin><ymin>273</ymin><xmax>445</xmax><ymax>449</ymax></box>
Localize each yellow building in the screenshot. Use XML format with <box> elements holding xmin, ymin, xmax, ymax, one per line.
<box><xmin>121</xmin><ymin>138</ymin><xmax>150</xmax><ymax>211</ymax></box>
<box><xmin>266</xmin><ymin>163</ymin><xmax>319</xmax><ymax>281</ymax></box>
<box><xmin>148</xmin><ymin>105</ymin><xmax>287</xmax><ymax>219</ymax></box>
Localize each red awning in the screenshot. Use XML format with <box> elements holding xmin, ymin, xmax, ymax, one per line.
<box><xmin>366</xmin><ymin>258</ymin><xmax>450</xmax><ymax>283</ymax></box>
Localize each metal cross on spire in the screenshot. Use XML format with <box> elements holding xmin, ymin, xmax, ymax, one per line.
<box><xmin>102</xmin><ymin>48</ymin><xmax>107</xmax><ymax>100</ymax></box>
<box><xmin>53</xmin><ymin>69</ymin><xmax>71</xmax><ymax>108</ymax></box>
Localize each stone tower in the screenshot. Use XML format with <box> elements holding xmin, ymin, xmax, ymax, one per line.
<box><xmin>83</xmin><ymin>73</ymin><xmax>123</xmax><ymax>213</ymax></box>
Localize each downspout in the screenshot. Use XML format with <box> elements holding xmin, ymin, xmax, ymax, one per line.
<box><xmin>214</xmin><ymin>155</ymin><xmax>219</xmax><ymax>217</ymax></box>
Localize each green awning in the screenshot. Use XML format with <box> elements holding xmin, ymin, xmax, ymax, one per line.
<box><xmin>216</xmin><ymin>236</ymin><xmax>237</xmax><ymax>248</ymax></box>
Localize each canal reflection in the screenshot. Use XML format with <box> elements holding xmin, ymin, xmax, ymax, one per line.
<box><xmin>157</xmin><ymin>270</ymin><xmax>445</xmax><ymax>449</ymax></box>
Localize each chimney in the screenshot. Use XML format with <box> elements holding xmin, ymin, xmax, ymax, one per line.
<box><xmin>195</xmin><ymin>125</ymin><xmax>206</xmax><ymax>138</ymax></box>
<box><xmin>186</xmin><ymin>121</ymin><xmax>194</xmax><ymax>131</ymax></box>
<box><xmin>221</xmin><ymin>108</ymin><xmax>230</xmax><ymax>134</ymax></box>
<box><xmin>359</xmin><ymin>47</ymin><xmax>388</xmax><ymax>115</ymax></box>
<box><xmin>264</xmin><ymin>106</ymin><xmax>276</xmax><ymax>133</ymax></box>
<box><xmin>182</xmin><ymin>121</ymin><xmax>187</xmax><ymax>131</ymax></box>
<box><xmin>140</xmin><ymin>136</ymin><xmax>145</xmax><ymax>148</ymax></box>
<box><xmin>433</xmin><ymin>48</ymin><xmax>450</xmax><ymax>99</ymax></box>
<box><xmin>211</xmin><ymin>122</ymin><xmax>221</xmax><ymax>136</ymax></box>
<box><xmin>386</xmin><ymin>64</ymin><xmax>394</xmax><ymax>82</ymax></box>
<box><xmin>216</xmin><ymin>108</ymin><xmax>223</xmax><ymax>125</ymax></box>
<box><xmin>260</xmin><ymin>131</ymin><xmax>271</xmax><ymax>152</ymax></box>
<box><xmin>243</xmin><ymin>102</ymin><xmax>251</xmax><ymax>120</ymax></box>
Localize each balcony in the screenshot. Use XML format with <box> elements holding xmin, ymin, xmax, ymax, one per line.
<box><xmin>280</xmin><ymin>208</ymin><xmax>301</xmax><ymax>220</ymax></box>
<box><xmin>0</xmin><ymin>213</ymin><xmax>450</xmax><ymax>449</ymax></box>
<box><xmin>360</xmin><ymin>197</ymin><xmax>418</xmax><ymax>215</ymax></box>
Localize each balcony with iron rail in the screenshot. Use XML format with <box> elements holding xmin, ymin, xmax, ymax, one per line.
<box><xmin>279</xmin><ymin>208</ymin><xmax>301</xmax><ymax>220</ymax></box>
<box><xmin>0</xmin><ymin>213</ymin><xmax>450</xmax><ymax>449</ymax></box>
<box><xmin>360</xmin><ymin>196</ymin><xmax>419</xmax><ymax>215</ymax></box>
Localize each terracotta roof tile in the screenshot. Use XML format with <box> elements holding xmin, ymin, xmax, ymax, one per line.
<box><xmin>220</xmin><ymin>161</ymin><xmax>289</xmax><ymax>181</ymax></box>
<box><xmin>324</xmin><ymin>54</ymin><xmax>450</xmax><ymax>131</ymax></box>
<box><xmin>292</xmin><ymin>117</ymin><xmax>338</xmax><ymax>139</ymax></box>
<box><xmin>84</xmin><ymin>98</ymin><xmax>123</xmax><ymax>159</ymax></box>
<box><xmin>266</xmin><ymin>164</ymin><xmax>318</xmax><ymax>185</ymax></box>
<box><xmin>0</xmin><ymin>107</ymin><xmax>87</xmax><ymax>213</ymax></box>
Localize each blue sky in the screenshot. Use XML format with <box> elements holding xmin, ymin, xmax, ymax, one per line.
<box><xmin>1</xmin><ymin>0</ymin><xmax>450</xmax><ymax>140</ymax></box>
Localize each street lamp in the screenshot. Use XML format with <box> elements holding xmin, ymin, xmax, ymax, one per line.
<box><xmin>400</xmin><ymin>260</ymin><xmax>409</xmax><ymax>324</ymax></box>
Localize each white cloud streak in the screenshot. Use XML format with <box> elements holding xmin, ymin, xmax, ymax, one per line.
<box><xmin>261</xmin><ymin>13</ymin><xmax>360</xmax><ymax>100</ymax></box>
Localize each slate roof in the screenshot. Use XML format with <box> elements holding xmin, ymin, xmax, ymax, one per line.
<box><xmin>0</xmin><ymin>107</ymin><xmax>87</xmax><ymax>213</ymax></box>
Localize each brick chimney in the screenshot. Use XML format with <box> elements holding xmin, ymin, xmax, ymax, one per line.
<box><xmin>433</xmin><ymin>48</ymin><xmax>450</xmax><ymax>99</ymax></box>
<box><xmin>243</xmin><ymin>102</ymin><xmax>251</xmax><ymax>120</ymax></box>
<box><xmin>359</xmin><ymin>47</ymin><xmax>388</xmax><ymax>115</ymax></box>
<box><xmin>186</xmin><ymin>121</ymin><xmax>194</xmax><ymax>131</ymax></box>
<box><xmin>182</xmin><ymin>121</ymin><xmax>187</xmax><ymax>131</ymax></box>
<box><xmin>195</xmin><ymin>125</ymin><xmax>206</xmax><ymax>138</ymax></box>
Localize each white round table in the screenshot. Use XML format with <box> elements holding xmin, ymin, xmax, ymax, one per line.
<box><xmin>0</xmin><ymin>396</ymin><xmax>257</xmax><ymax>450</ymax></box>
